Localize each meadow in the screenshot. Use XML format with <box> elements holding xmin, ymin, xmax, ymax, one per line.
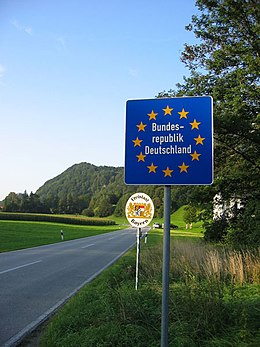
<box><xmin>0</xmin><ymin>220</ymin><xmax>123</xmax><ymax>252</ymax></box>
<box><xmin>0</xmin><ymin>207</ymin><xmax>202</xmax><ymax>253</ymax></box>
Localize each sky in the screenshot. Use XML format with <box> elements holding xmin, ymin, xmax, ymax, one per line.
<box><xmin>0</xmin><ymin>0</ymin><xmax>198</xmax><ymax>201</ymax></box>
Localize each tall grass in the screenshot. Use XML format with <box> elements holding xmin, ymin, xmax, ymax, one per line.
<box><xmin>141</xmin><ymin>239</ymin><xmax>260</xmax><ymax>285</ymax></box>
<box><xmin>140</xmin><ymin>238</ymin><xmax>260</xmax><ymax>346</ymax></box>
<box><xmin>41</xmin><ymin>235</ymin><xmax>260</xmax><ymax>346</ymax></box>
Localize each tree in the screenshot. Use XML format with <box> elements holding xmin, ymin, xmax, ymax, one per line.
<box><xmin>159</xmin><ymin>0</ymin><xmax>260</xmax><ymax>245</ymax></box>
<box><xmin>3</xmin><ymin>192</ymin><xmax>21</xmax><ymax>212</ymax></box>
<box><xmin>94</xmin><ymin>195</ymin><xmax>114</xmax><ymax>218</ymax></box>
<box><xmin>183</xmin><ymin>204</ymin><xmax>197</xmax><ymax>228</ymax></box>
<box><xmin>28</xmin><ymin>192</ymin><xmax>49</xmax><ymax>213</ymax></box>
<box><xmin>114</xmin><ymin>194</ymin><xmax>129</xmax><ymax>217</ymax></box>
<box><xmin>19</xmin><ymin>191</ymin><xmax>30</xmax><ymax>212</ymax></box>
<box><xmin>82</xmin><ymin>207</ymin><xmax>94</xmax><ymax>217</ymax></box>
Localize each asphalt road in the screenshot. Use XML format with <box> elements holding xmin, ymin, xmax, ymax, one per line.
<box><xmin>0</xmin><ymin>227</ymin><xmax>137</xmax><ymax>347</ymax></box>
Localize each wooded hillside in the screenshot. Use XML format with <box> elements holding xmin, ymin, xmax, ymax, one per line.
<box><xmin>2</xmin><ymin>162</ymin><xmax>192</xmax><ymax>218</ymax></box>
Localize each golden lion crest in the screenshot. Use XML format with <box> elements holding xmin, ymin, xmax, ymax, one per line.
<box><xmin>126</xmin><ymin>202</ymin><xmax>153</xmax><ymax>219</ymax></box>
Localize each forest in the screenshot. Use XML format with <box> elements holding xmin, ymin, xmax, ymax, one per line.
<box><xmin>2</xmin><ymin>162</ymin><xmax>193</xmax><ymax>220</ymax></box>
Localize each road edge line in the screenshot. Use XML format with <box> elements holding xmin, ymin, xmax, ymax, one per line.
<box><xmin>3</xmin><ymin>239</ymin><xmax>136</xmax><ymax>347</ymax></box>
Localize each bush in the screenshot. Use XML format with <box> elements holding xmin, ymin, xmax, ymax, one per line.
<box><xmin>81</xmin><ymin>207</ymin><xmax>94</xmax><ymax>217</ymax></box>
<box><xmin>204</xmin><ymin>218</ymin><xmax>228</xmax><ymax>242</ymax></box>
<box><xmin>225</xmin><ymin>200</ymin><xmax>260</xmax><ymax>247</ymax></box>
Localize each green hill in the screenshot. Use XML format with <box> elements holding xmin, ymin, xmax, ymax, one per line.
<box><xmin>37</xmin><ymin>162</ymin><xmax>122</xmax><ymax>199</ymax></box>
<box><xmin>35</xmin><ymin>162</ymin><xmax>128</xmax><ymax>215</ymax></box>
<box><xmin>3</xmin><ymin>162</ymin><xmax>194</xmax><ymax>217</ymax></box>
<box><xmin>35</xmin><ymin>162</ymin><xmax>193</xmax><ymax>217</ymax></box>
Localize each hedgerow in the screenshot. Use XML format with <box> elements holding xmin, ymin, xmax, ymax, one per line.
<box><xmin>0</xmin><ymin>213</ymin><xmax>115</xmax><ymax>226</ymax></box>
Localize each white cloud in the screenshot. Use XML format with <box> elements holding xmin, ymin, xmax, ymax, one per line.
<box><xmin>10</xmin><ymin>19</ymin><xmax>33</xmax><ymax>36</ymax></box>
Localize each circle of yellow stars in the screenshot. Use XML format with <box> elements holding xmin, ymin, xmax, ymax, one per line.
<box><xmin>132</xmin><ymin>105</ymin><xmax>206</xmax><ymax>179</ymax></box>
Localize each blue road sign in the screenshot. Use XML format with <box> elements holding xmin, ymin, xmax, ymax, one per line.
<box><xmin>125</xmin><ymin>96</ymin><xmax>213</xmax><ymax>185</ymax></box>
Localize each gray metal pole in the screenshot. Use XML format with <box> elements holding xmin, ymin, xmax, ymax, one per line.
<box><xmin>161</xmin><ymin>185</ymin><xmax>171</xmax><ymax>346</ymax></box>
<box><xmin>135</xmin><ymin>227</ymin><xmax>141</xmax><ymax>290</ymax></box>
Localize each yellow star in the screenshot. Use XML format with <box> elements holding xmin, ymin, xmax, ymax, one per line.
<box><xmin>136</xmin><ymin>152</ymin><xmax>146</xmax><ymax>162</ymax></box>
<box><xmin>132</xmin><ymin>137</ymin><xmax>143</xmax><ymax>147</ymax></box>
<box><xmin>163</xmin><ymin>105</ymin><xmax>173</xmax><ymax>116</ymax></box>
<box><xmin>136</xmin><ymin>121</ymin><xmax>147</xmax><ymax>132</ymax></box>
<box><xmin>163</xmin><ymin>166</ymin><xmax>173</xmax><ymax>177</ymax></box>
<box><xmin>147</xmin><ymin>110</ymin><xmax>158</xmax><ymax>121</ymax></box>
<box><xmin>178</xmin><ymin>162</ymin><xmax>189</xmax><ymax>173</ymax></box>
<box><xmin>190</xmin><ymin>119</ymin><xmax>201</xmax><ymax>130</ymax></box>
<box><xmin>178</xmin><ymin>108</ymin><xmax>189</xmax><ymax>119</ymax></box>
<box><xmin>194</xmin><ymin>135</ymin><xmax>205</xmax><ymax>145</ymax></box>
<box><xmin>190</xmin><ymin>151</ymin><xmax>201</xmax><ymax>161</ymax></box>
<box><xmin>147</xmin><ymin>163</ymin><xmax>158</xmax><ymax>173</ymax></box>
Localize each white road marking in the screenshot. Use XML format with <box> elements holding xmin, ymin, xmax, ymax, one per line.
<box><xmin>0</xmin><ymin>260</ymin><xmax>42</xmax><ymax>275</ymax></box>
<box><xmin>2</xmin><ymin>238</ymin><xmax>137</xmax><ymax>347</ymax></box>
<box><xmin>81</xmin><ymin>243</ymin><xmax>95</xmax><ymax>249</ymax></box>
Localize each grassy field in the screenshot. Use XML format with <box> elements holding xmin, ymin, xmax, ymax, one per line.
<box><xmin>0</xmin><ymin>220</ymin><xmax>124</xmax><ymax>252</ymax></box>
<box><xmin>0</xmin><ymin>206</ymin><xmax>198</xmax><ymax>253</ymax></box>
<box><xmin>151</xmin><ymin>205</ymin><xmax>204</xmax><ymax>239</ymax></box>
<box><xmin>39</xmin><ymin>229</ymin><xmax>260</xmax><ymax>346</ymax></box>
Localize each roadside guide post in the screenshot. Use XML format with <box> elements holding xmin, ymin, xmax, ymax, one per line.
<box><xmin>136</xmin><ymin>228</ymin><xmax>141</xmax><ymax>290</ymax></box>
<box><xmin>144</xmin><ymin>230</ymin><xmax>148</xmax><ymax>244</ymax></box>
<box><xmin>125</xmin><ymin>193</ymin><xmax>154</xmax><ymax>290</ymax></box>
<box><xmin>125</xmin><ymin>97</ymin><xmax>213</xmax><ymax>345</ymax></box>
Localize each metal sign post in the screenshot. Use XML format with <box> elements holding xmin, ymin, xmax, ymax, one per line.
<box><xmin>125</xmin><ymin>192</ymin><xmax>155</xmax><ymax>290</ymax></box>
<box><xmin>161</xmin><ymin>186</ymin><xmax>171</xmax><ymax>346</ymax></box>
<box><xmin>135</xmin><ymin>227</ymin><xmax>141</xmax><ymax>290</ymax></box>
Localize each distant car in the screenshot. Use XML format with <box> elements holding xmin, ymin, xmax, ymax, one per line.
<box><xmin>153</xmin><ymin>223</ymin><xmax>178</xmax><ymax>229</ymax></box>
<box><xmin>153</xmin><ymin>222</ymin><xmax>161</xmax><ymax>228</ymax></box>
<box><xmin>170</xmin><ymin>224</ymin><xmax>178</xmax><ymax>229</ymax></box>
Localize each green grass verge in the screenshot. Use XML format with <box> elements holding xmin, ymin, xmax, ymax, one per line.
<box><xmin>40</xmin><ymin>231</ymin><xmax>260</xmax><ymax>347</ymax></box>
<box><xmin>0</xmin><ymin>220</ymin><xmax>124</xmax><ymax>252</ymax></box>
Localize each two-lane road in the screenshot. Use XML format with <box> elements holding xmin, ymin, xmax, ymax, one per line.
<box><xmin>0</xmin><ymin>228</ymin><xmax>138</xmax><ymax>347</ymax></box>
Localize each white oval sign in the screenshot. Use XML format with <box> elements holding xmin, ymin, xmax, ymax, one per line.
<box><xmin>125</xmin><ymin>192</ymin><xmax>154</xmax><ymax>228</ymax></box>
